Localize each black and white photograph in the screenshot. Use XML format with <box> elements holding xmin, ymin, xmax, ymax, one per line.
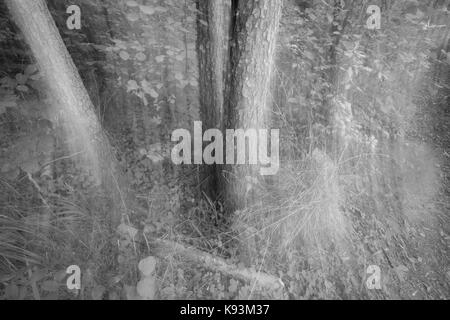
<box><xmin>0</xmin><ymin>0</ymin><xmax>449</xmax><ymax>304</ymax></box>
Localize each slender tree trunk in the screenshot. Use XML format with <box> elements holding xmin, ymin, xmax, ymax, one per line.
<box><xmin>196</xmin><ymin>0</ymin><xmax>228</xmax><ymax>199</ymax></box>
<box><xmin>224</xmin><ymin>0</ymin><xmax>283</xmax><ymax>208</ymax></box>
<box><xmin>5</xmin><ymin>0</ymin><xmax>124</xmax><ymax>218</ymax></box>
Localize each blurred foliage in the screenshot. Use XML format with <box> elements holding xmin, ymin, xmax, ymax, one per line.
<box><xmin>0</xmin><ymin>0</ymin><xmax>449</xmax><ymax>300</ymax></box>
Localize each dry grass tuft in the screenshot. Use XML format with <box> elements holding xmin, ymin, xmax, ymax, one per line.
<box><xmin>0</xmin><ymin>174</ymin><xmax>115</xmax><ymax>279</ymax></box>
<box><xmin>232</xmin><ymin>148</ymin><xmax>354</xmax><ymax>263</ymax></box>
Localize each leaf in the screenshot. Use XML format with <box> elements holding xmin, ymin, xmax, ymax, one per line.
<box><xmin>92</xmin><ymin>44</ymin><xmax>107</xmax><ymax>51</ymax></box>
<box><xmin>124</xmin><ymin>285</ymin><xmax>141</xmax><ymax>300</ymax></box>
<box><xmin>139</xmin><ymin>5</ymin><xmax>155</xmax><ymax>15</ymax></box>
<box><xmin>5</xmin><ymin>284</ymin><xmax>19</xmax><ymax>299</ymax></box>
<box><xmin>109</xmin><ymin>275</ymin><xmax>123</xmax><ymax>285</ymax></box>
<box><xmin>24</xmin><ymin>64</ymin><xmax>38</xmax><ymax>75</ymax></box>
<box><xmin>18</xmin><ymin>285</ymin><xmax>28</xmax><ymax>300</ymax></box>
<box><xmin>136</xmin><ymin>276</ymin><xmax>156</xmax><ymax>300</ymax></box>
<box><xmin>117</xmin><ymin>223</ymin><xmax>138</xmax><ymax>239</ymax></box>
<box><xmin>381</xmin><ymin>96</ymin><xmax>394</xmax><ymax>113</ymax></box>
<box><xmin>394</xmin><ymin>265</ymin><xmax>409</xmax><ymax>281</ymax></box>
<box><xmin>139</xmin><ymin>148</ymin><xmax>147</xmax><ymax>156</ymax></box>
<box><xmin>150</xmin><ymin>116</ymin><xmax>162</xmax><ymax>126</ymax></box>
<box><xmin>135</xmin><ymin>52</ymin><xmax>147</xmax><ymax>61</ymax></box>
<box><xmin>137</xmin><ymin>91</ymin><xmax>148</xmax><ymax>106</ymax></box>
<box><xmin>140</xmin><ymin>79</ymin><xmax>151</xmax><ymax>93</ymax></box>
<box><xmin>109</xmin><ymin>291</ymin><xmax>120</xmax><ymax>300</ymax></box>
<box><xmin>21</xmin><ymin>159</ymin><xmax>40</xmax><ymax>174</ymax></box>
<box><xmin>29</xmin><ymin>74</ymin><xmax>41</xmax><ymax>81</ymax></box>
<box><xmin>0</xmin><ymin>76</ymin><xmax>16</xmax><ymax>88</ymax></box>
<box><xmin>229</xmin><ymin>279</ymin><xmax>238</xmax><ymax>293</ymax></box>
<box><xmin>41</xmin><ymin>280</ymin><xmax>59</xmax><ymax>292</ymax></box>
<box><xmin>327</xmin><ymin>13</ymin><xmax>333</xmax><ymax>23</ymax></box>
<box><xmin>43</xmin><ymin>292</ymin><xmax>58</xmax><ymax>300</ymax></box>
<box><xmin>31</xmin><ymin>268</ymin><xmax>47</xmax><ymax>283</ymax></box>
<box><xmin>15</xmin><ymin>73</ymin><xmax>27</xmax><ymax>84</ymax></box>
<box><xmin>174</xmin><ymin>72</ymin><xmax>183</xmax><ymax>81</ymax></box>
<box><xmin>140</xmin><ymin>80</ymin><xmax>158</xmax><ymax>98</ymax></box>
<box><xmin>91</xmin><ymin>285</ymin><xmax>105</xmax><ymax>300</ymax></box>
<box><xmin>138</xmin><ymin>256</ymin><xmax>157</xmax><ymax>276</ymax></box>
<box><xmin>177</xmin><ymin>80</ymin><xmax>188</xmax><ymax>89</ymax></box>
<box><xmin>148</xmin><ymin>88</ymin><xmax>158</xmax><ymax>98</ymax></box>
<box><xmin>303</xmin><ymin>50</ymin><xmax>315</xmax><ymax>61</ymax></box>
<box><xmin>0</xmin><ymin>94</ymin><xmax>17</xmax><ymax>109</ymax></box>
<box><xmin>126</xmin><ymin>13</ymin><xmax>139</xmax><ymax>22</ymax></box>
<box><xmin>145</xmin><ymin>143</ymin><xmax>164</xmax><ymax>162</ymax></box>
<box><xmin>54</xmin><ymin>270</ymin><xmax>67</xmax><ymax>282</ymax></box>
<box><xmin>154</xmin><ymin>6</ymin><xmax>168</xmax><ymax>13</ymax></box>
<box><xmin>155</xmin><ymin>55</ymin><xmax>165</xmax><ymax>63</ymax></box>
<box><xmin>16</xmin><ymin>85</ymin><xmax>29</xmax><ymax>92</ymax></box>
<box><xmin>126</xmin><ymin>0</ymin><xmax>139</xmax><ymax>7</ymax></box>
<box><xmin>119</xmin><ymin>51</ymin><xmax>130</xmax><ymax>61</ymax></box>
<box><xmin>126</xmin><ymin>80</ymin><xmax>139</xmax><ymax>92</ymax></box>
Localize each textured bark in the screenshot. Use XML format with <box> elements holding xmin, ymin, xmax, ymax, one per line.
<box><xmin>224</xmin><ymin>0</ymin><xmax>283</xmax><ymax>207</ymax></box>
<box><xmin>226</xmin><ymin>0</ymin><xmax>282</xmax><ymax>129</ymax></box>
<box><xmin>196</xmin><ymin>0</ymin><xmax>227</xmax><ymax>129</ymax></box>
<box><xmin>196</xmin><ymin>0</ymin><xmax>228</xmax><ymax>198</ymax></box>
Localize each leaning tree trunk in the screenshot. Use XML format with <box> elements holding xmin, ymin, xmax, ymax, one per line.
<box><xmin>224</xmin><ymin>0</ymin><xmax>283</xmax><ymax>209</ymax></box>
<box><xmin>5</xmin><ymin>0</ymin><xmax>125</xmax><ymax>219</ymax></box>
<box><xmin>196</xmin><ymin>0</ymin><xmax>228</xmax><ymax>199</ymax></box>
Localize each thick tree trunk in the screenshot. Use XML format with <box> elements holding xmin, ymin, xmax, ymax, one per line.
<box><xmin>224</xmin><ymin>0</ymin><xmax>283</xmax><ymax>208</ymax></box>
<box><xmin>5</xmin><ymin>0</ymin><xmax>124</xmax><ymax>217</ymax></box>
<box><xmin>196</xmin><ymin>0</ymin><xmax>228</xmax><ymax>199</ymax></box>
<box><xmin>226</xmin><ymin>0</ymin><xmax>282</xmax><ymax>129</ymax></box>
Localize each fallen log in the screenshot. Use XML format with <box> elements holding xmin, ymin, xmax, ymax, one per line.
<box><xmin>150</xmin><ymin>238</ymin><xmax>285</xmax><ymax>292</ymax></box>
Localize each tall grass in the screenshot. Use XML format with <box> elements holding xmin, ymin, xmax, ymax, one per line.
<box><xmin>0</xmin><ymin>173</ymin><xmax>116</xmax><ymax>283</ymax></box>
<box><xmin>232</xmin><ymin>148</ymin><xmax>354</xmax><ymax>266</ymax></box>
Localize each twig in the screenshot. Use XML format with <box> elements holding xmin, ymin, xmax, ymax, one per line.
<box><xmin>39</xmin><ymin>151</ymin><xmax>85</xmax><ymax>170</ymax></box>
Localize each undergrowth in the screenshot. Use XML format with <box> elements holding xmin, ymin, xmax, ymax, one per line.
<box><xmin>0</xmin><ymin>166</ymin><xmax>119</xmax><ymax>300</ymax></box>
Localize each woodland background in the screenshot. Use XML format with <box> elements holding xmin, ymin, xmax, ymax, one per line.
<box><xmin>0</xmin><ymin>0</ymin><xmax>449</xmax><ymax>300</ymax></box>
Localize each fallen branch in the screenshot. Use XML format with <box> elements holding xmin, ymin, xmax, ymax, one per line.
<box><xmin>150</xmin><ymin>238</ymin><xmax>285</xmax><ymax>292</ymax></box>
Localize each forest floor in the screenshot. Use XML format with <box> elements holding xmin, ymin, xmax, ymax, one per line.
<box><xmin>1</xmin><ymin>78</ymin><xmax>449</xmax><ymax>299</ymax></box>
<box><xmin>1</xmin><ymin>18</ymin><xmax>449</xmax><ymax>301</ymax></box>
<box><xmin>0</xmin><ymin>99</ymin><xmax>449</xmax><ymax>299</ymax></box>
<box><xmin>100</xmin><ymin>75</ymin><xmax>450</xmax><ymax>300</ymax></box>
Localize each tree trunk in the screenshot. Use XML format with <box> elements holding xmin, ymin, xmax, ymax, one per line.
<box><xmin>5</xmin><ymin>0</ymin><xmax>124</xmax><ymax>217</ymax></box>
<box><xmin>196</xmin><ymin>0</ymin><xmax>228</xmax><ymax>199</ymax></box>
<box><xmin>224</xmin><ymin>0</ymin><xmax>283</xmax><ymax>208</ymax></box>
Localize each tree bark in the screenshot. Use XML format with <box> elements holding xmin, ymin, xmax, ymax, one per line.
<box><xmin>5</xmin><ymin>0</ymin><xmax>124</xmax><ymax>217</ymax></box>
<box><xmin>224</xmin><ymin>0</ymin><xmax>283</xmax><ymax>208</ymax></box>
<box><xmin>196</xmin><ymin>0</ymin><xmax>228</xmax><ymax>199</ymax></box>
